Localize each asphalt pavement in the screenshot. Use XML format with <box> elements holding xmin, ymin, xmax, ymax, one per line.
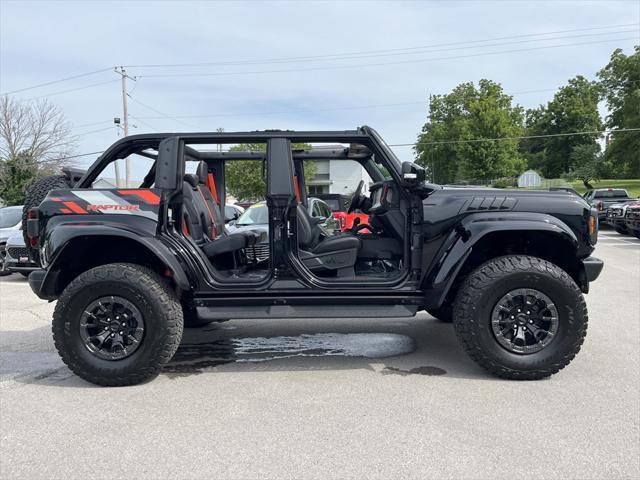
<box><xmin>0</xmin><ymin>230</ymin><xmax>638</xmax><ymax>479</ymax></box>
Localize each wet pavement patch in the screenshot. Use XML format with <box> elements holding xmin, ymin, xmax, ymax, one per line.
<box><xmin>164</xmin><ymin>333</ymin><xmax>414</xmax><ymax>376</ymax></box>
<box><xmin>382</xmin><ymin>366</ymin><xmax>447</xmax><ymax>376</ymax></box>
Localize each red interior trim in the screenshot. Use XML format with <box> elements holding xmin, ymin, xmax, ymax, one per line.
<box><xmin>206</xmin><ymin>173</ymin><xmax>219</xmax><ymax>205</ymax></box>
<box><xmin>197</xmin><ymin>186</ymin><xmax>217</xmax><ymax>239</ymax></box>
<box><xmin>293</xmin><ymin>175</ymin><xmax>301</xmax><ymax>203</ymax></box>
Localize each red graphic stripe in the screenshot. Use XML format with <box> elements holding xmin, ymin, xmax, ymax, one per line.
<box><xmin>117</xmin><ymin>189</ymin><xmax>160</xmax><ymax>205</ymax></box>
<box><xmin>60</xmin><ymin>208</ymin><xmax>72</xmax><ymax>214</ymax></box>
<box><xmin>63</xmin><ymin>201</ymin><xmax>87</xmax><ymax>214</ymax></box>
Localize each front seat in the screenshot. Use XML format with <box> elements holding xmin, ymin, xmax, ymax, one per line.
<box><xmin>296</xmin><ymin>204</ymin><xmax>361</xmax><ymax>277</ymax></box>
<box><xmin>181</xmin><ymin>167</ymin><xmax>260</xmax><ymax>261</ymax></box>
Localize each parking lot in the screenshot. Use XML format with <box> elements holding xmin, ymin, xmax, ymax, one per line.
<box><xmin>0</xmin><ymin>230</ymin><xmax>638</xmax><ymax>480</ymax></box>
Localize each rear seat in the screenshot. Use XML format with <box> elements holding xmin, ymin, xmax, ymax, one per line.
<box><xmin>182</xmin><ymin>162</ymin><xmax>262</xmax><ymax>260</ymax></box>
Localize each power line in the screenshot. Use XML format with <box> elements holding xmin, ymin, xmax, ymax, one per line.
<box><xmin>124</xmin><ymin>25</ymin><xmax>638</xmax><ymax>69</ymax></box>
<box><xmin>24</xmin><ymin>79</ymin><xmax>119</xmax><ymax>100</ymax></box>
<box><xmin>129</xmin><ymin>115</ymin><xmax>160</xmax><ymax>132</ymax></box>
<box><xmin>0</xmin><ymin>67</ymin><xmax>114</xmax><ymax>96</ymax></box>
<box><xmin>74</xmin><ymin>126</ymin><xmax>118</xmax><ymax>138</ymax></box>
<box><xmin>140</xmin><ymin>37</ymin><xmax>638</xmax><ymax>78</ymax></box>
<box><xmin>391</xmin><ymin>127</ymin><xmax>640</xmax><ymax>147</ymax></box>
<box><xmin>127</xmin><ymin>93</ymin><xmax>199</xmax><ymax>128</ymax></box>
<box><xmin>128</xmin><ymin>85</ymin><xmax>617</xmax><ymax>122</ymax></box>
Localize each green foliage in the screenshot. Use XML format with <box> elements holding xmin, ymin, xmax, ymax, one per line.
<box><xmin>598</xmin><ymin>46</ymin><xmax>640</xmax><ymax>177</ymax></box>
<box><xmin>491</xmin><ymin>177</ymin><xmax>517</xmax><ymax>189</ymax></box>
<box><xmin>568</xmin><ymin>143</ymin><xmax>603</xmax><ymax>189</ymax></box>
<box><xmin>0</xmin><ymin>152</ymin><xmax>40</xmax><ymax>205</ymax></box>
<box><xmin>521</xmin><ymin>76</ymin><xmax>602</xmax><ymax>178</ymax></box>
<box><xmin>225</xmin><ymin>143</ymin><xmax>314</xmax><ymax>200</ymax></box>
<box><xmin>415</xmin><ymin>80</ymin><xmax>526</xmax><ymax>184</ymax></box>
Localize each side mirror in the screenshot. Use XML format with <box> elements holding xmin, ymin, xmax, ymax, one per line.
<box><xmin>401</xmin><ymin>161</ymin><xmax>426</xmax><ymax>185</ymax></box>
<box><xmin>227</xmin><ymin>220</ymin><xmax>236</xmax><ymax>227</ymax></box>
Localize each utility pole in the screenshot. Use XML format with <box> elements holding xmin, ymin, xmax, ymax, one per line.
<box><xmin>216</xmin><ymin>127</ymin><xmax>224</xmax><ymax>152</ymax></box>
<box><xmin>115</xmin><ymin>67</ymin><xmax>135</xmax><ymax>186</ymax></box>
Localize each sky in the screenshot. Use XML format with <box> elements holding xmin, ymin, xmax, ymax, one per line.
<box><xmin>0</xmin><ymin>0</ymin><xmax>639</xmax><ymax>169</ymax></box>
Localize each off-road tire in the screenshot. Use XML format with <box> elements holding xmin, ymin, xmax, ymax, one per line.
<box><xmin>52</xmin><ymin>263</ymin><xmax>184</xmax><ymax>386</ymax></box>
<box><xmin>452</xmin><ymin>255</ymin><xmax>588</xmax><ymax>380</ymax></box>
<box><xmin>614</xmin><ymin>226</ymin><xmax>628</xmax><ymax>235</ymax></box>
<box><xmin>426</xmin><ymin>305</ymin><xmax>453</xmax><ymax>323</ymax></box>
<box><xmin>22</xmin><ymin>175</ymin><xmax>71</xmax><ymax>264</ymax></box>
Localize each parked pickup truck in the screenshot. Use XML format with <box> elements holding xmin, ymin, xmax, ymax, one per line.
<box><xmin>624</xmin><ymin>203</ymin><xmax>640</xmax><ymax>238</ymax></box>
<box><xmin>22</xmin><ymin>126</ymin><xmax>603</xmax><ymax>386</ymax></box>
<box><xmin>584</xmin><ymin>188</ymin><xmax>635</xmax><ymax>221</ymax></box>
<box><xmin>606</xmin><ymin>200</ymin><xmax>640</xmax><ymax>234</ymax></box>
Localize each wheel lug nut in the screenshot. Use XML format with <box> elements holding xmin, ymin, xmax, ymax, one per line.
<box><xmin>122</xmin><ymin>322</ymin><xmax>126</xmax><ymax>326</ymax></box>
<box><xmin>104</xmin><ymin>327</ymin><xmax>108</xmax><ymax>331</ymax></box>
<box><xmin>529</xmin><ymin>320</ymin><xmax>533</xmax><ymax>324</ymax></box>
<box><xmin>110</xmin><ymin>333</ymin><xmax>115</xmax><ymax>337</ymax></box>
<box><xmin>119</xmin><ymin>331</ymin><xmax>123</xmax><ymax>335</ymax></box>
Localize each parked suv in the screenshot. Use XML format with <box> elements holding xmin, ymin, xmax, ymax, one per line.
<box><xmin>23</xmin><ymin>127</ymin><xmax>603</xmax><ymax>386</ymax></box>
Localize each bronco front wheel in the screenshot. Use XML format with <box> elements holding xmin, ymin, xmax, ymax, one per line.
<box><xmin>452</xmin><ymin>255</ymin><xmax>588</xmax><ymax>380</ymax></box>
<box><xmin>52</xmin><ymin>263</ymin><xmax>183</xmax><ymax>386</ymax></box>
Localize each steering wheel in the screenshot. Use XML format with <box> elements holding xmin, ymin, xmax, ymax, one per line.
<box><xmin>348</xmin><ymin>180</ymin><xmax>365</xmax><ymax>213</ymax></box>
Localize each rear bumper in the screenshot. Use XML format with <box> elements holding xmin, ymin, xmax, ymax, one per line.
<box><xmin>582</xmin><ymin>256</ymin><xmax>604</xmax><ymax>283</ymax></box>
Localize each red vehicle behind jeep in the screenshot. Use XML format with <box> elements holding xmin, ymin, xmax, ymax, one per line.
<box><xmin>316</xmin><ymin>193</ymin><xmax>369</xmax><ymax>231</ymax></box>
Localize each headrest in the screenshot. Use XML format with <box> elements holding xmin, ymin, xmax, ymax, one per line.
<box><xmin>184</xmin><ymin>174</ymin><xmax>199</xmax><ymax>189</ymax></box>
<box><xmin>196</xmin><ymin>161</ymin><xmax>208</xmax><ymax>185</ymax></box>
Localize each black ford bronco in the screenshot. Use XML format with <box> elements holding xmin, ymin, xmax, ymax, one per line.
<box><xmin>24</xmin><ymin>127</ymin><xmax>603</xmax><ymax>386</ymax></box>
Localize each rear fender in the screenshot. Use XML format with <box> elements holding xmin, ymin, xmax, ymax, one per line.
<box><xmin>424</xmin><ymin>212</ymin><xmax>578</xmax><ymax>308</ymax></box>
<box><xmin>39</xmin><ymin>221</ymin><xmax>190</xmax><ymax>298</ymax></box>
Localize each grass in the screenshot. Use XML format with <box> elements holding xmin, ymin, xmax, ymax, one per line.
<box><xmin>569</xmin><ymin>179</ymin><xmax>640</xmax><ymax>198</ymax></box>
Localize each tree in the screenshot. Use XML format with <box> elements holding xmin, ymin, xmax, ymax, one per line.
<box><xmin>0</xmin><ymin>152</ymin><xmax>39</xmax><ymax>205</ymax></box>
<box><xmin>0</xmin><ymin>96</ymin><xmax>75</xmax><ymax>204</ymax></box>
<box><xmin>521</xmin><ymin>76</ymin><xmax>602</xmax><ymax>178</ymax></box>
<box><xmin>415</xmin><ymin>80</ymin><xmax>526</xmax><ymax>184</ymax></box>
<box><xmin>225</xmin><ymin>143</ymin><xmax>314</xmax><ymax>200</ymax></box>
<box><xmin>598</xmin><ymin>46</ymin><xmax>640</xmax><ymax>177</ymax></box>
<box><xmin>569</xmin><ymin>143</ymin><xmax>603</xmax><ymax>189</ymax></box>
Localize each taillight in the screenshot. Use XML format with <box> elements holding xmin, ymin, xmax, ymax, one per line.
<box><xmin>26</xmin><ymin>208</ymin><xmax>40</xmax><ymax>241</ymax></box>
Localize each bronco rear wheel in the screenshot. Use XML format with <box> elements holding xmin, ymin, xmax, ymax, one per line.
<box><xmin>52</xmin><ymin>263</ymin><xmax>183</xmax><ymax>386</ymax></box>
<box><xmin>452</xmin><ymin>255</ymin><xmax>588</xmax><ymax>380</ymax></box>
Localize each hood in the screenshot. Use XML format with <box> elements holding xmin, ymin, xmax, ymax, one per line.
<box><xmin>0</xmin><ymin>225</ymin><xmax>20</xmax><ymax>241</ymax></box>
<box><xmin>227</xmin><ymin>223</ymin><xmax>269</xmax><ymax>236</ymax></box>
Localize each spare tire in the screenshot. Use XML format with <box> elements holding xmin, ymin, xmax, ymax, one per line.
<box><xmin>21</xmin><ymin>175</ymin><xmax>71</xmax><ymax>265</ymax></box>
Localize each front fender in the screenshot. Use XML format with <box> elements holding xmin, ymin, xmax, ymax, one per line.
<box><xmin>423</xmin><ymin>212</ymin><xmax>579</xmax><ymax>308</ymax></box>
<box><xmin>38</xmin><ymin>219</ymin><xmax>189</xmax><ymax>298</ymax></box>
